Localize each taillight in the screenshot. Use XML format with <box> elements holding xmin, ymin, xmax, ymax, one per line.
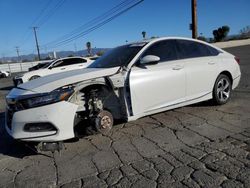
<box><xmin>234</xmin><ymin>57</ymin><xmax>240</xmax><ymax>64</ymax></box>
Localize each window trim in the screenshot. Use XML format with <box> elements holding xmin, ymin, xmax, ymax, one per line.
<box><xmin>138</xmin><ymin>39</ymin><xmax>179</xmax><ymax>64</ymax></box>
<box><xmin>175</xmin><ymin>39</ymin><xmax>220</xmax><ymax>60</ymax></box>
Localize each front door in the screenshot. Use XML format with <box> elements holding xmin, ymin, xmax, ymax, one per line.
<box><xmin>129</xmin><ymin>40</ymin><xmax>186</xmax><ymax>116</ymax></box>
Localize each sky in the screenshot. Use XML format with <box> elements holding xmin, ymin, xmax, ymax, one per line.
<box><xmin>0</xmin><ymin>0</ymin><xmax>249</xmax><ymax>57</ymax></box>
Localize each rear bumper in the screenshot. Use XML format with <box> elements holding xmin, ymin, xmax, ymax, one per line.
<box><xmin>232</xmin><ymin>75</ymin><xmax>241</xmax><ymax>90</ymax></box>
<box><xmin>5</xmin><ymin>101</ymin><xmax>78</xmax><ymax>142</ymax></box>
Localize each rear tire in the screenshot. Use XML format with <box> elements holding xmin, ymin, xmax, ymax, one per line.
<box><xmin>212</xmin><ymin>74</ymin><xmax>232</xmax><ymax>105</ymax></box>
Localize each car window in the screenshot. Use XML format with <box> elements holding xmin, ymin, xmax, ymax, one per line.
<box><xmin>52</xmin><ymin>60</ymin><xmax>64</xmax><ymax>68</ymax></box>
<box><xmin>75</xmin><ymin>58</ymin><xmax>87</xmax><ymax>64</ymax></box>
<box><xmin>88</xmin><ymin>43</ymin><xmax>147</xmax><ymax>68</ymax></box>
<box><xmin>52</xmin><ymin>58</ymin><xmax>87</xmax><ymax>68</ymax></box>
<box><xmin>142</xmin><ymin>40</ymin><xmax>178</xmax><ymax>62</ymax></box>
<box><xmin>90</xmin><ymin>57</ymin><xmax>99</xmax><ymax>60</ymax></box>
<box><xmin>206</xmin><ymin>45</ymin><xmax>220</xmax><ymax>56</ymax></box>
<box><xmin>175</xmin><ymin>40</ymin><xmax>219</xmax><ymax>59</ymax></box>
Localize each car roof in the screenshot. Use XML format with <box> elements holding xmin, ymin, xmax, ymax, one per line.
<box><xmin>130</xmin><ymin>36</ymin><xmax>206</xmax><ymax>44</ymax></box>
<box><xmin>127</xmin><ymin>36</ymin><xmax>224</xmax><ymax>52</ymax></box>
<box><xmin>55</xmin><ymin>56</ymin><xmax>88</xmax><ymax>61</ymax></box>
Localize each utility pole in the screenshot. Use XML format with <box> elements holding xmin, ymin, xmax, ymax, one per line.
<box><xmin>1</xmin><ymin>53</ymin><xmax>5</xmax><ymax>64</ymax></box>
<box><xmin>74</xmin><ymin>43</ymin><xmax>77</xmax><ymax>55</ymax></box>
<box><xmin>191</xmin><ymin>0</ymin><xmax>198</xmax><ymax>39</ymax></box>
<box><xmin>32</xmin><ymin>27</ymin><xmax>41</xmax><ymax>60</ymax></box>
<box><xmin>15</xmin><ymin>46</ymin><xmax>20</xmax><ymax>62</ymax></box>
<box><xmin>15</xmin><ymin>46</ymin><xmax>22</xmax><ymax>71</ymax></box>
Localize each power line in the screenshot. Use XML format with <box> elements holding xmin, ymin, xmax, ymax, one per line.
<box><xmin>51</xmin><ymin>1</ymin><xmax>143</xmax><ymax>48</ymax></box>
<box><xmin>42</xmin><ymin>0</ymin><xmax>143</xmax><ymax>49</ymax></box>
<box><xmin>18</xmin><ymin>0</ymin><xmax>65</xmax><ymax>48</ymax></box>
<box><xmin>37</xmin><ymin>0</ymin><xmax>67</xmax><ymax>27</ymax></box>
<box><xmin>30</xmin><ymin>0</ymin><xmax>53</xmax><ymax>27</ymax></box>
<box><xmin>42</xmin><ymin>0</ymin><xmax>136</xmax><ymax>47</ymax></box>
<box><xmin>18</xmin><ymin>0</ymin><xmax>52</xmax><ymax>47</ymax></box>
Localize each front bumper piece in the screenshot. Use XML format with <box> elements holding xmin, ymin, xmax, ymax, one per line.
<box><xmin>5</xmin><ymin>101</ymin><xmax>78</xmax><ymax>142</ymax></box>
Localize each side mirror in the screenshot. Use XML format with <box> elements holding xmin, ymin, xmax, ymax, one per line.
<box><xmin>140</xmin><ymin>55</ymin><xmax>160</xmax><ymax>65</ymax></box>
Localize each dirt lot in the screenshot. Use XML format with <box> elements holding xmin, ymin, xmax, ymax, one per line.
<box><xmin>0</xmin><ymin>46</ymin><xmax>250</xmax><ymax>188</ymax></box>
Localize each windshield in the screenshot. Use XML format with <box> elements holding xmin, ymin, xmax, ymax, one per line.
<box><xmin>42</xmin><ymin>60</ymin><xmax>56</xmax><ymax>69</ymax></box>
<box><xmin>88</xmin><ymin>43</ymin><xmax>147</xmax><ymax>68</ymax></box>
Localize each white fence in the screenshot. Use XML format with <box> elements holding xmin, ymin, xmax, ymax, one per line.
<box><xmin>0</xmin><ymin>60</ymin><xmax>51</xmax><ymax>73</ymax></box>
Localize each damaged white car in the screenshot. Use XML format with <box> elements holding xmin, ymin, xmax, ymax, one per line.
<box><xmin>5</xmin><ymin>37</ymin><xmax>241</xmax><ymax>150</ymax></box>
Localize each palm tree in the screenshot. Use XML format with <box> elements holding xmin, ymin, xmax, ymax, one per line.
<box><xmin>86</xmin><ymin>42</ymin><xmax>92</xmax><ymax>56</ymax></box>
<box><xmin>142</xmin><ymin>31</ymin><xmax>146</xmax><ymax>39</ymax></box>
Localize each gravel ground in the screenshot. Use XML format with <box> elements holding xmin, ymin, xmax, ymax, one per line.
<box><xmin>0</xmin><ymin>46</ymin><xmax>249</xmax><ymax>188</ymax></box>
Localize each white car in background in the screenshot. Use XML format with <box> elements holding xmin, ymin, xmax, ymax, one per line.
<box><xmin>13</xmin><ymin>56</ymin><xmax>94</xmax><ymax>86</ymax></box>
<box><xmin>5</xmin><ymin>37</ymin><xmax>241</xmax><ymax>151</ymax></box>
<box><xmin>0</xmin><ymin>70</ymin><xmax>11</xmax><ymax>78</ymax></box>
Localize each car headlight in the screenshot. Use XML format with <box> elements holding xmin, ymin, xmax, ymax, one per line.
<box><xmin>20</xmin><ymin>86</ymin><xmax>74</xmax><ymax>109</ymax></box>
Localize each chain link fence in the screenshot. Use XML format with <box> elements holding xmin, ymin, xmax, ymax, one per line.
<box><xmin>0</xmin><ymin>60</ymin><xmax>51</xmax><ymax>73</ymax></box>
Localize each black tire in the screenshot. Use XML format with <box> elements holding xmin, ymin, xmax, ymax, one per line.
<box><xmin>212</xmin><ymin>74</ymin><xmax>232</xmax><ymax>105</ymax></box>
<box><xmin>95</xmin><ymin>110</ymin><xmax>113</xmax><ymax>135</ymax></box>
<box><xmin>29</xmin><ymin>75</ymin><xmax>40</xmax><ymax>81</ymax></box>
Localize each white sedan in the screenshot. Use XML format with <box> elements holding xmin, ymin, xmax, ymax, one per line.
<box><xmin>13</xmin><ymin>56</ymin><xmax>94</xmax><ymax>86</ymax></box>
<box><xmin>0</xmin><ymin>70</ymin><xmax>11</xmax><ymax>78</ymax></box>
<box><xmin>5</xmin><ymin>37</ymin><xmax>241</xmax><ymax>147</ymax></box>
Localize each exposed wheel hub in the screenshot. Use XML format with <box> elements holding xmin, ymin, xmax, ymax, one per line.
<box><xmin>95</xmin><ymin>110</ymin><xmax>114</xmax><ymax>134</ymax></box>
<box><xmin>100</xmin><ymin>115</ymin><xmax>112</xmax><ymax>129</ymax></box>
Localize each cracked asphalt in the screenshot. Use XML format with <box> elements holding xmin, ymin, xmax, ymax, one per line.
<box><xmin>0</xmin><ymin>45</ymin><xmax>250</xmax><ymax>188</ymax></box>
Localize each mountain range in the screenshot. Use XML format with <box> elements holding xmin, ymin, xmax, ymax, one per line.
<box><xmin>4</xmin><ymin>48</ymin><xmax>110</xmax><ymax>62</ymax></box>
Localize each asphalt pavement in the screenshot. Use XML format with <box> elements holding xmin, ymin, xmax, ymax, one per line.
<box><xmin>0</xmin><ymin>46</ymin><xmax>249</xmax><ymax>188</ymax></box>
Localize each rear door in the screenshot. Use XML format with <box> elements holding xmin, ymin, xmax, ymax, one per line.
<box><xmin>175</xmin><ymin>39</ymin><xmax>220</xmax><ymax>100</ymax></box>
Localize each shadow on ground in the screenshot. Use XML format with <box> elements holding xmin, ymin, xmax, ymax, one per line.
<box><xmin>0</xmin><ymin>112</ymin><xmax>36</xmax><ymax>158</ymax></box>
<box><xmin>0</xmin><ymin>86</ymin><xmax>14</xmax><ymax>91</ymax></box>
<box><xmin>189</xmin><ymin>99</ymin><xmax>216</xmax><ymax>107</ymax></box>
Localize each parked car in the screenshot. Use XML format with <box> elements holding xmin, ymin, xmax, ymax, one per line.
<box><xmin>28</xmin><ymin>61</ymin><xmax>51</xmax><ymax>71</ymax></box>
<box><xmin>0</xmin><ymin>70</ymin><xmax>11</xmax><ymax>78</ymax></box>
<box><xmin>5</xmin><ymin>37</ymin><xmax>241</xmax><ymax>150</ymax></box>
<box><xmin>13</xmin><ymin>56</ymin><xmax>94</xmax><ymax>86</ymax></box>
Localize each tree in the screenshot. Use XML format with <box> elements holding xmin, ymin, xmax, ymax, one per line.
<box><xmin>96</xmin><ymin>51</ymin><xmax>105</xmax><ymax>56</ymax></box>
<box><xmin>197</xmin><ymin>36</ymin><xmax>207</xmax><ymax>42</ymax></box>
<box><xmin>240</xmin><ymin>26</ymin><xmax>250</xmax><ymax>38</ymax></box>
<box><xmin>213</xmin><ymin>25</ymin><xmax>230</xmax><ymax>42</ymax></box>
<box><xmin>151</xmin><ymin>36</ymin><xmax>159</xmax><ymax>39</ymax></box>
<box><xmin>86</xmin><ymin>42</ymin><xmax>92</xmax><ymax>56</ymax></box>
<box><xmin>142</xmin><ymin>31</ymin><xmax>146</xmax><ymax>39</ymax></box>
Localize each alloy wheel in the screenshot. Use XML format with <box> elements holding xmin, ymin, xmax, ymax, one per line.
<box><xmin>217</xmin><ymin>78</ymin><xmax>230</xmax><ymax>102</ymax></box>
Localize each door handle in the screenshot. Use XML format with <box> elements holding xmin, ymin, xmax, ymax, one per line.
<box><xmin>60</xmin><ymin>68</ymin><xmax>66</xmax><ymax>70</ymax></box>
<box><xmin>172</xmin><ymin>65</ymin><xmax>183</xmax><ymax>70</ymax></box>
<box><xmin>208</xmin><ymin>62</ymin><xmax>215</xmax><ymax>65</ymax></box>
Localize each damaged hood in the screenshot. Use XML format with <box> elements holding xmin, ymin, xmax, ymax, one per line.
<box><xmin>17</xmin><ymin>67</ymin><xmax>119</xmax><ymax>93</ymax></box>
